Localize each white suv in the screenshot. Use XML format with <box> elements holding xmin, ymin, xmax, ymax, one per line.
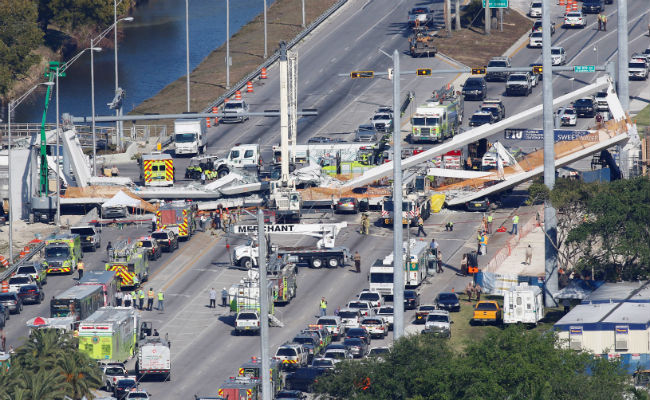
<box><xmin>274</xmin><ymin>343</ymin><xmax>308</xmax><ymax>369</ymax></box>
<box><xmin>563</xmin><ymin>11</ymin><xmax>586</xmax><ymax>28</ymax></box>
<box><xmin>529</xmin><ymin>1</ymin><xmax>542</xmax><ymax>17</ymax></box>
<box><xmin>338</xmin><ymin>308</ymin><xmax>362</xmax><ymax>330</ymax></box>
<box><xmin>424</xmin><ymin>310</ymin><xmax>452</xmax><ymax>338</ymax></box>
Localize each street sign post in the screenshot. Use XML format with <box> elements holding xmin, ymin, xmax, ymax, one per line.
<box><xmin>574</xmin><ymin>65</ymin><xmax>596</xmax><ymax>73</ymax></box>
<box><xmin>482</xmin><ymin>0</ymin><xmax>508</xmax><ymax>8</ymax></box>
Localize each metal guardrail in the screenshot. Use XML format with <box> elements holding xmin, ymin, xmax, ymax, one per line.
<box><xmin>202</xmin><ymin>0</ymin><xmax>348</xmax><ymax>113</ymax></box>
<box><xmin>0</xmin><ymin>241</ymin><xmax>47</xmax><ymax>282</ymax></box>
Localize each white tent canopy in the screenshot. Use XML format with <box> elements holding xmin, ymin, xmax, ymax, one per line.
<box><xmin>101</xmin><ymin>190</ymin><xmax>140</xmax><ymax>208</ymax></box>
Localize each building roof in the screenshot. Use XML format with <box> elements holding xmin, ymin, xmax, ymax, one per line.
<box><xmin>555</xmin><ymin>302</ymin><xmax>650</xmax><ymax>331</ymax></box>
<box><xmin>582</xmin><ymin>281</ymin><xmax>650</xmax><ymax>304</ymax></box>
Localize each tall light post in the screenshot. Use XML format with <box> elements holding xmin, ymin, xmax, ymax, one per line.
<box><xmin>113</xmin><ymin>0</ymin><xmax>133</xmax><ymax>151</ymax></box>
<box><xmin>301</xmin><ymin>0</ymin><xmax>306</xmax><ymax>28</ymax></box>
<box><xmin>226</xmin><ymin>0</ymin><xmax>230</xmax><ymax>89</ymax></box>
<box><xmin>91</xmin><ymin>17</ymin><xmax>132</xmax><ymax>175</ymax></box>
<box><xmin>263</xmin><ymin>0</ymin><xmax>268</xmax><ymax>58</ymax></box>
<box><xmin>185</xmin><ymin>0</ymin><xmax>191</xmax><ymax>112</ymax></box>
<box><xmin>7</xmin><ymin>82</ymin><xmax>54</xmax><ymax>262</ymax></box>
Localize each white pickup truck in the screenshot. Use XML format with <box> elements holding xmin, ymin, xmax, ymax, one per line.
<box><xmin>235</xmin><ymin>311</ymin><xmax>260</xmax><ymax>335</ymax></box>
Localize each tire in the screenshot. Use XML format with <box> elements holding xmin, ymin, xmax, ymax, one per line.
<box><xmin>218</xmin><ymin>168</ymin><xmax>229</xmax><ymax>179</ymax></box>
<box><xmin>328</xmin><ymin>257</ymin><xmax>339</xmax><ymax>268</ymax></box>
<box><xmin>240</xmin><ymin>257</ymin><xmax>253</xmax><ymax>270</ymax></box>
<box><xmin>311</xmin><ymin>258</ymin><xmax>323</xmax><ymax>268</ymax></box>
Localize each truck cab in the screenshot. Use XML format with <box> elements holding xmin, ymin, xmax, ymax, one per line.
<box><xmin>43</xmin><ymin>234</ymin><xmax>82</xmax><ymax>274</ymax></box>
<box><xmin>70</xmin><ymin>225</ymin><xmax>101</xmax><ymax>252</ymax></box>
<box><xmin>235</xmin><ymin>311</ymin><xmax>261</xmax><ymax>335</ymax></box>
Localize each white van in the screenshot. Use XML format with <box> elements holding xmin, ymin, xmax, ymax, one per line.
<box><xmin>503</xmin><ymin>283</ymin><xmax>544</xmax><ymax>324</ymax></box>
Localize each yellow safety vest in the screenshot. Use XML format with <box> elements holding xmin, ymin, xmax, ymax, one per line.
<box><xmin>158</xmin><ymin>292</ymin><xmax>164</xmax><ymax>301</ymax></box>
<box><xmin>513</xmin><ymin>216</ymin><xmax>519</xmax><ymax>224</ymax></box>
<box><xmin>320</xmin><ymin>300</ymin><xmax>327</xmax><ymax>309</ymax></box>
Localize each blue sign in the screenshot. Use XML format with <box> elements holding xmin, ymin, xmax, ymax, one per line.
<box><xmin>504</xmin><ymin>128</ymin><xmax>597</xmax><ymax>142</ymax></box>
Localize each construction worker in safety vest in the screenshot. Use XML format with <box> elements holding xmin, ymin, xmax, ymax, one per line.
<box><xmin>479</xmin><ymin>234</ymin><xmax>488</xmax><ymax>255</ymax></box>
<box><xmin>147</xmin><ymin>288</ymin><xmax>155</xmax><ymax>311</ymax></box>
<box><xmin>320</xmin><ymin>297</ymin><xmax>328</xmax><ymax>317</ymax></box>
<box><xmin>487</xmin><ymin>214</ymin><xmax>493</xmax><ymax>234</ymax></box>
<box><xmin>157</xmin><ymin>290</ymin><xmax>164</xmax><ymax>312</ymax></box>
<box><xmin>131</xmin><ymin>291</ymin><xmax>137</xmax><ymax>308</ymax></box>
<box><xmin>138</xmin><ymin>289</ymin><xmax>145</xmax><ymax>310</ymax></box>
<box><xmin>77</xmin><ymin>261</ymin><xmax>84</xmax><ymax>280</ymax></box>
<box><xmin>476</xmin><ymin>231</ymin><xmax>483</xmax><ymax>254</ymax></box>
<box><xmin>510</xmin><ymin>214</ymin><xmax>519</xmax><ymax>235</ymax></box>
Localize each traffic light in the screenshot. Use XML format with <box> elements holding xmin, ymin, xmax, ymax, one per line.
<box><xmin>471</xmin><ymin>67</ymin><xmax>486</xmax><ymax>75</ymax></box>
<box><xmin>416</xmin><ymin>68</ymin><xmax>432</xmax><ymax>76</ymax></box>
<box><xmin>350</xmin><ymin>71</ymin><xmax>374</xmax><ymax>78</ymax></box>
<box><xmin>532</xmin><ymin>65</ymin><xmax>543</xmax><ymax>74</ymax></box>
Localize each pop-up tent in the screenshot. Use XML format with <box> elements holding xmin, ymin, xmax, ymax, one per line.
<box><xmin>102</xmin><ymin>190</ymin><xmax>140</xmax><ymax>208</ymax></box>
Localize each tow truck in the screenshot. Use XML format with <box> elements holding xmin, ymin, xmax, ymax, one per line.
<box><xmin>232</xmin><ymin>223</ymin><xmax>350</xmax><ymax>269</ymax></box>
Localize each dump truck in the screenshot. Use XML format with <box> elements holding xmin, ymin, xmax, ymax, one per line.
<box><xmin>105</xmin><ymin>239</ymin><xmax>150</xmax><ymax>288</ymax></box>
<box><xmin>78</xmin><ymin>307</ymin><xmax>139</xmax><ymax>363</ymax></box>
<box><xmin>141</xmin><ymin>152</ymin><xmax>174</xmax><ymax>187</ymax></box>
<box><xmin>408</xmin><ymin>27</ymin><xmax>437</xmax><ymax>57</ymax></box>
<box><xmin>410</xmin><ymin>86</ymin><xmax>463</xmax><ymax>143</ymax></box>
<box><xmin>43</xmin><ymin>234</ymin><xmax>82</xmax><ymax>274</ymax></box>
<box><xmin>136</xmin><ymin>324</ymin><xmax>171</xmax><ymax>380</ymax></box>
<box><xmin>156</xmin><ymin>201</ymin><xmax>196</xmax><ymax>240</ymax></box>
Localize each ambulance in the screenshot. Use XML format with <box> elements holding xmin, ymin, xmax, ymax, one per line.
<box><xmin>141</xmin><ymin>152</ymin><xmax>174</xmax><ymax>187</ymax></box>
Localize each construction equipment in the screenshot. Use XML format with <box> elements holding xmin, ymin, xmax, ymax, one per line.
<box><xmin>156</xmin><ymin>200</ymin><xmax>196</xmax><ymax>240</ymax></box>
<box><xmin>136</xmin><ymin>322</ymin><xmax>171</xmax><ymax>380</ymax></box>
<box><xmin>410</xmin><ymin>86</ymin><xmax>463</xmax><ymax>143</ymax></box>
<box><xmin>266</xmin><ymin>255</ymin><xmax>298</xmax><ymax>304</ymax></box>
<box><xmin>78</xmin><ymin>307</ymin><xmax>139</xmax><ymax>363</ymax></box>
<box><xmin>43</xmin><ymin>234</ymin><xmax>82</xmax><ymax>274</ymax></box>
<box><xmin>141</xmin><ymin>152</ymin><xmax>174</xmax><ymax>187</ymax></box>
<box><xmin>105</xmin><ymin>239</ymin><xmax>150</xmax><ymax>288</ymax></box>
<box><xmin>408</xmin><ymin>27</ymin><xmax>437</xmax><ymax>57</ymax></box>
<box><xmin>381</xmin><ymin>175</ymin><xmax>432</xmax><ymax>226</ymax></box>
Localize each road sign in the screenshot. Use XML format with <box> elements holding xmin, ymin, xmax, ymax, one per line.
<box><xmin>574</xmin><ymin>65</ymin><xmax>596</xmax><ymax>73</ymax></box>
<box><xmin>350</xmin><ymin>71</ymin><xmax>374</xmax><ymax>78</ymax></box>
<box><xmin>482</xmin><ymin>0</ymin><xmax>508</xmax><ymax>8</ymax></box>
<box><xmin>504</xmin><ymin>128</ymin><xmax>598</xmax><ymax>142</ymax></box>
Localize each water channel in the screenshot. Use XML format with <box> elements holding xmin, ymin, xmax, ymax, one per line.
<box><xmin>16</xmin><ymin>0</ymin><xmax>274</xmax><ymax>123</ymax></box>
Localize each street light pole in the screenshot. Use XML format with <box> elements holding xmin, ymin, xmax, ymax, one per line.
<box><xmin>114</xmin><ymin>0</ymin><xmax>121</xmax><ymax>150</ymax></box>
<box><xmin>617</xmin><ymin>0</ymin><xmax>629</xmax><ymax>111</ymax></box>
<box><xmin>226</xmin><ymin>0</ymin><xmax>230</xmax><ymax>89</ymax></box>
<box><xmin>55</xmin><ymin>67</ymin><xmax>61</xmax><ymax>227</ymax></box>
<box><xmin>91</xmin><ymin>37</ymin><xmax>97</xmax><ymax>176</ymax></box>
<box><xmin>301</xmin><ymin>0</ymin><xmax>306</xmax><ymax>28</ymax></box>
<box><xmin>392</xmin><ymin>49</ymin><xmax>404</xmax><ymax>341</ymax></box>
<box><xmin>185</xmin><ymin>0</ymin><xmax>191</xmax><ymax>112</ymax></box>
<box><xmin>263</xmin><ymin>0</ymin><xmax>268</xmax><ymax>58</ymax></box>
<box><xmin>257</xmin><ymin>209</ymin><xmax>271</xmax><ymax>400</ymax></box>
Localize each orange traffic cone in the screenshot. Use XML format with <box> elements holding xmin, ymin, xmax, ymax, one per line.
<box><xmin>1</xmin><ymin>281</ymin><xmax>8</xmax><ymax>293</ymax></box>
<box><xmin>235</xmin><ymin>90</ymin><xmax>242</xmax><ymax>100</ymax></box>
<box><xmin>206</xmin><ymin>117</ymin><xmax>211</xmax><ymax>128</ymax></box>
<box><xmin>571</xmin><ymin>1</ymin><xmax>578</xmax><ymax>11</ymax></box>
<box><xmin>212</xmin><ymin>106</ymin><xmax>219</xmax><ymax>125</ymax></box>
<box><xmin>260</xmin><ymin>68</ymin><xmax>268</xmax><ymax>79</ymax></box>
<box><xmin>246</xmin><ymin>81</ymin><xmax>254</xmax><ymax>93</ymax></box>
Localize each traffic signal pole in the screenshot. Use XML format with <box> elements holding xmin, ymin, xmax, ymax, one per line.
<box><xmin>392</xmin><ymin>49</ymin><xmax>405</xmax><ymax>342</ymax></box>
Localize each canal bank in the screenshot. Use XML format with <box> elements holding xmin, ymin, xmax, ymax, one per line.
<box><xmin>131</xmin><ymin>0</ymin><xmax>339</xmax><ymax>116</ymax></box>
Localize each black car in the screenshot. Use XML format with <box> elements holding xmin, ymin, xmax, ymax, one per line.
<box><xmin>469</xmin><ymin>112</ymin><xmax>495</xmax><ymax>127</ymax></box>
<box><xmin>343</xmin><ymin>337</ymin><xmax>369</xmax><ymax>358</ymax></box>
<box><xmin>435</xmin><ymin>292</ymin><xmax>461</xmax><ymax>312</ymax></box>
<box><xmin>461</xmin><ymin>77</ymin><xmax>487</xmax><ymax>101</ymax></box>
<box><xmin>466</xmin><ymin>197</ymin><xmax>490</xmax><ymax>212</ymax></box>
<box><xmin>345</xmin><ymin>327</ymin><xmax>371</xmax><ymax>345</ymax></box>
<box><xmin>276</xmin><ymin>390</ymin><xmax>306</xmax><ymax>400</ymax></box>
<box><xmin>138</xmin><ymin>237</ymin><xmax>162</xmax><ymax>260</ymax></box>
<box><xmin>114</xmin><ymin>378</ymin><xmax>138</xmax><ymax>400</ymax></box>
<box><xmin>285</xmin><ymin>367</ymin><xmax>327</xmax><ymax>392</ymax></box>
<box><xmin>17</xmin><ymin>284</ymin><xmax>45</xmax><ymax>304</ymax></box>
<box><xmin>573</xmin><ymin>98</ymin><xmax>596</xmax><ymax>118</ymax></box>
<box><xmin>404</xmin><ymin>290</ymin><xmax>420</xmax><ymax>310</ymax></box>
<box><xmin>0</xmin><ymin>292</ymin><xmax>23</xmax><ymax>314</ymax></box>
<box><xmin>151</xmin><ymin>229</ymin><xmax>179</xmax><ymax>252</ymax></box>
<box><xmin>292</xmin><ymin>334</ymin><xmax>318</xmax><ymax>360</ymax></box>
<box><xmin>582</xmin><ymin>0</ymin><xmax>603</xmax><ymax>13</ymax></box>
<box><xmin>480</xmin><ymin>105</ymin><xmax>502</xmax><ymax>122</ymax></box>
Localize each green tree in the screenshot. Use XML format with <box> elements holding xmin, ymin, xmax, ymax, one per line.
<box><xmin>43</xmin><ymin>0</ymin><xmax>133</xmax><ymax>38</ymax></box>
<box><xmin>314</xmin><ymin>327</ymin><xmax>631</xmax><ymax>400</ymax></box>
<box><xmin>0</xmin><ymin>0</ymin><xmax>43</xmax><ymax>97</ymax></box>
<box><xmin>59</xmin><ymin>351</ymin><xmax>103</xmax><ymax>400</ymax></box>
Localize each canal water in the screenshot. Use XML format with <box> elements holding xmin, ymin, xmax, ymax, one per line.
<box><xmin>16</xmin><ymin>0</ymin><xmax>274</xmax><ymax>123</ymax></box>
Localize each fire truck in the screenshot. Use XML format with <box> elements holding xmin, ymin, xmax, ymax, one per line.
<box><xmin>381</xmin><ymin>175</ymin><xmax>432</xmax><ymax>226</ymax></box>
<box><xmin>105</xmin><ymin>239</ymin><xmax>149</xmax><ymax>288</ymax></box>
<box><xmin>410</xmin><ymin>86</ymin><xmax>463</xmax><ymax>143</ymax></box>
<box><xmin>218</xmin><ymin>376</ymin><xmax>260</xmax><ymax>400</ymax></box>
<box><xmin>156</xmin><ymin>201</ymin><xmax>196</xmax><ymax>240</ymax></box>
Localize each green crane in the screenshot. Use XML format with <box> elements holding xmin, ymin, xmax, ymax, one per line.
<box><xmin>38</xmin><ymin>61</ymin><xmax>65</xmax><ymax>196</ymax></box>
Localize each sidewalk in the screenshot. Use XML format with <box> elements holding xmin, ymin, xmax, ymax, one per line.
<box><xmin>629</xmin><ymin>79</ymin><xmax>650</xmax><ymax>116</ymax></box>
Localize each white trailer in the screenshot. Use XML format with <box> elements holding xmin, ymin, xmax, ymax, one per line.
<box><xmin>137</xmin><ymin>337</ymin><xmax>171</xmax><ymax>380</ymax></box>
<box><xmin>503</xmin><ymin>283</ymin><xmax>544</xmax><ymax>325</ymax></box>
<box><xmin>174</xmin><ymin>119</ymin><xmax>207</xmax><ymax>156</ymax></box>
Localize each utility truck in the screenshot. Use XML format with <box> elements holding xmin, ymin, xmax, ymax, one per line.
<box><xmin>186</xmin><ymin>145</ymin><xmax>261</xmax><ymax>180</ymax></box>
<box><xmin>410</xmin><ymin>86</ymin><xmax>463</xmax><ymax>143</ymax></box>
<box><xmin>371</xmin><ymin>239</ymin><xmax>433</xmax><ymax>293</ymax></box>
<box><xmin>77</xmin><ymin>307</ymin><xmax>139</xmax><ymax>363</ymax></box>
<box><xmin>174</xmin><ymin>118</ymin><xmax>207</xmax><ymax>156</ymax></box>
<box><xmin>156</xmin><ymin>200</ymin><xmax>196</xmax><ymax>240</ymax></box>
<box><xmin>136</xmin><ymin>325</ymin><xmax>171</xmax><ymax>380</ymax></box>
<box><xmin>381</xmin><ymin>175</ymin><xmax>432</xmax><ymax>226</ymax></box>
<box><xmin>232</xmin><ymin>223</ymin><xmax>350</xmax><ymax>269</ymax></box>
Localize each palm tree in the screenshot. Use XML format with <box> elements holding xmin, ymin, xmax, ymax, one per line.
<box><xmin>12</xmin><ymin>368</ymin><xmax>68</xmax><ymax>400</ymax></box>
<box><xmin>58</xmin><ymin>352</ymin><xmax>103</xmax><ymax>400</ymax></box>
<box><xmin>15</xmin><ymin>329</ymin><xmax>76</xmax><ymax>370</ymax></box>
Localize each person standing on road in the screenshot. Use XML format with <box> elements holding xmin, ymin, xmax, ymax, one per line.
<box><xmin>479</xmin><ymin>234</ymin><xmax>488</xmax><ymax>255</ymax></box>
<box><xmin>157</xmin><ymin>290</ymin><xmax>164</xmax><ymax>312</ymax></box>
<box><xmin>77</xmin><ymin>261</ymin><xmax>84</xmax><ymax>280</ymax></box>
<box><xmin>209</xmin><ymin>288</ymin><xmax>217</xmax><ymax>308</ymax></box>
<box><xmin>151</xmin><ymin>214</ymin><xmax>157</xmax><ymax>232</ymax></box>
<box><xmin>320</xmin><ymin>297</ymin><xmax>328</xmax><ymax>317</ymax></box>
<box><xmin>221</xmin><ymin>287</ymin><xmax>228</xmax><ymax>307</ymax></box>
<box><xmin>487</xmin><ymin>214</ymin><xmax>493</xmax><ymax>234</ymax></box>
<box><xmin>138</xmin><ymin>289</ymin><xmax>145</xmax><ymax>310</ymax></box>
<box><xmin>201</xmin><ymin>171</ymin><xmax>206</xmax><ymax>185</ymax></box>
<box><xmin>465</xmin><ymin>281</ymin><xmax>474</xmax><ymax>302</ymax></box>
<box><xmin>124</xmin><ymin>292</ymin><xmax>132</xmax><ymax>308</ymax></box>
<box><xmin>106</xmin><ymin>241</ymin><xmax>113</xmax><ymax>260</ymax></box>
<box><xmin>524</xmin><ymin>244</ymin><xmax>533</xmax><ymax>265</ymax></box>
<box><xmin>597</xmin><ymin>12</ymin><xmax>602</xmax><ymax>31</ymax></box>
<box><xmin>474</xmin><ymin>283</ymin><xmax>482</xmax><ymax>301</ymax></box>
<box><xmin>602</xmin><ymin>13</ymin><xmax>607</xmax><ymax>31</ymax></box>
<box><xmin>131</xmin><ymin>290</ymin><xmax>138</xmax><ymax>308</ymax></box>
<box><xmin>116</xmin><ymin>291</ymin><xmax>123</xmax><ymax>307</ymax></box>
<box><xmin>510</xmin><ymin>214</ymin><xmax>519</xmax><ymax>235</ymax></box>
<box><xmin>416</xmin><ymin>216</ymin><xmax>426</xmax><ymax>237</ymax></box>
<box><xmin>147</xmin><ymin>288</ymin><xmax>155</xmax><ymax>311</ymax></box>
<box><xmin>354</xmin><ymin>251</ymin><xmax>361</xmax><ymax>273</ymax></box>
<box><xmin>200</xmin><ymin>214</ymin><xmax>207</xmax><ymax>232</ymax></box>
<box><xmin>436</xmin><ymin>250</ymin><xmax>443</xmax><ymax>273</ymax></box>
<box><xmin>476</xmin><ymin>231</ymin><xmax>483</xmax><ymax>253</ymax></box>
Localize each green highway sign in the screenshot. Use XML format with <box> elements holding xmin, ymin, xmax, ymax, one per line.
<box><xmin>574</xmin><ymin>65</ymin><xmax>596</xmax><ymax>73</ymax></box>
<box><xmin>482</xmin><ymin>0</ymin><xmax>508</xmax><ymax>8</ymax></box>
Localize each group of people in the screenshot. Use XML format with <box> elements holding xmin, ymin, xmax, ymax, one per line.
<box><xmin>116</xmin><ymin>288</ymin><xmax>164</xmax><ymax>312</ymax></box>
<box><xmin>209</xmin><ymin>287</ymin><xmax>230</xmax><ymax>308</ymax></box>
<box><xmin>465</xmin><ymin>281</ymin><xmax>483</xmax><ymax>302</ymax></box>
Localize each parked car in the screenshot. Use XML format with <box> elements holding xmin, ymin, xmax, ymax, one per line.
<box><xmin>221</xmin><ymin>100</ymin><xmax>250</xmax><ymax>123</ymax></box>
<box><xmin>485</xmin><ymin>57</ymin><xmax>511</xmax><ymax>82</ymax></box>
<box><xmin>424</xmin><ymin>310</ymin><xmax>452</xmax><ymax>337</ymax></box>
<box><xmin>466</xmin><ymin>197</ymin><xmax>490</xmax><ymax>212</ymax></box>
<box><xmin>573</xmin><ymin>98</ymin><xmax>596</xmax><ymax>118</ymax></box>
<box><xmin>307</xmin><ymin>136</ymin><xmax>342</xmax><ymax>144</ymax></box>
<box><xmin>528</xmin><ymin>31</ymin><xmax>543</xmax><ymax>48</ymax></box>
<box><xmin>137</xmin><ymin>236</ymin><xmax>162</xmax><ymax>260</ymax></box>
<box><xmin>480</xmin><ymin>105</ymin><xmax>503</xmax><ymax>122</ymax></box>
<box><xmin>482</xmin><ymin>99</ymin><xmax>506</xmax><ymax>119</ymax></box>
<box><xmin>17</xmin><ymin>284</ymin><xmax>44</xmax><ymax>304</ymax></box>
<box><xmin>311</xmin><ymin>357</ymin><xmax>336</xmax><ymax>370</ymax></box>
<box><xmin>151</xmin><ymin>229</ymin><xmax>179</xmax><ymax>252</ymax></box>
<box><xmin>345</xmin><ymin>327</ymin><xmax>371</xmax><ymax>345</ymax></box>
<box><xmin>302</xmin><ymin>325</ymin><xmax>332</xmax><ymax>349</ymax></box>
<box><xmin>322</xmin><ymin>348</ymin><xmax>353</xmax><ymax>363</ymax></box>
<box><xmin>368</xmin><ymin>346</ymin><xmax>390</xmax><ymax>359</ymax></box>
<box><xmin>113</xmin><ymin>377</ymin><xmax>138</xmax><ymax>400</ymax></box>
<box><xmin>563</xmin><ymin>11</ymin><xmax>586</xmax><ymax>28</ymax></box>
<box><xmin>338</xmin><ymin>308</ymin><xmax>362</xmax><ymax>330</ymax></box>
<box><xmin>371</xmin><ymin>112</ymin><xmax>393</xmax><ymax>132</ymax></box>
<box><xmin>558</xmin><ymin>107</ymin><xmax>578</xmax><ymax>126</ymax></box>
<box><xmin>528</xmin><ymin>1</ymin><xmax>542</xmax><ymax>17</ymax></box>
<box><xmin>276</xmin><ymin>390</ymin><xmax>306</xmax><ymax>400</ymax></box>
<box><xmin>100</xmin><ymin>362</ymin><xmax>127</xmax><ymax>391</ymax></box>
<box><xmin>360</xmin><ymin>317</ymin><xmax>388</xmax><ymax>338</ymax></box>
<box><xmin>274</xmin><ymin>343</ymin><xmax>308</xmax><ymax>370</ymax></box>
<box><xmin>415</xmin><ymin>304</ymin><xmax>438</xmax><ymax>324</ymax></box>
<box><xmin>343</xmin><ymin>337</ymin><xmax>369</xmax><ymax>358</ymax></box>
<box><xmin>594</xmin><ymin>91</ymin><xmax>609</xmax><ymax>112</ymax></box>
<box><xmin>404</xmin><ymin>290</ymin><xmax>420</xmax><ymax>309</ymax></box>
<box><xmin>335</xmin><ymin>197</ymin><xmax>359</xmax><ymax>214</ymax></box>
<box><xmin>472</xmin><ymin>300</ymin><xmax>502</xmax><ymax>324</ymax></box>
<box><xmin>461</xmin><ymin>77</ymin><xmax>488</xmax><ymax>101</ymax></box>
<box><xmin>292</xmin><ymin>334</ymin><xmax>319</xmax><ymax>360</ymax></box>
<box><xmin>354</xmin><ymin>124</ymin><xmax>379</xmax><ymax>142</ymax></box>
<box><xmin>629</xmin><ymin>61</ymin><xmax>649</xmax><ymax>81</ymax></box>
<box><xmin>532</xmin><ymin>20</ymin><xmax>556</xmax><ymax>34</ymax></box>
<box><xmin>582</xmin><ymin>0</ymin><xmax>603</xmax><ymax>13</ymax></box>
<box><xmin>125</xmin><ymin>391</ymin><xmax>150</xmax><ymax>400</ymax></box>
<box><xmin>408</xmin><ymin>7</ymin><xmax>431</xmax><ymax>26</ymax></box>
<box><xmin>435</xmin><ymin>292</ymin><xmax>461</xmax><ymax>312</ymax></box>
<box><xmin>16</xmin><ymin>263</ymin><xmax>47</xmax><ymax>285</ymax></box>
<box><xmin>316</xmin><ymin>315</ymin><xmax>344</xmax><ymax>341</ymax></box>
<box><xmin>469</xmin><ymin>112</ymin><xmax>495</xmax><ymax>127</ymax></box>
<box><xmin>358</xmin><ymin>290</ymin><xmax>382</xmax><ymax>308</ymax></box>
